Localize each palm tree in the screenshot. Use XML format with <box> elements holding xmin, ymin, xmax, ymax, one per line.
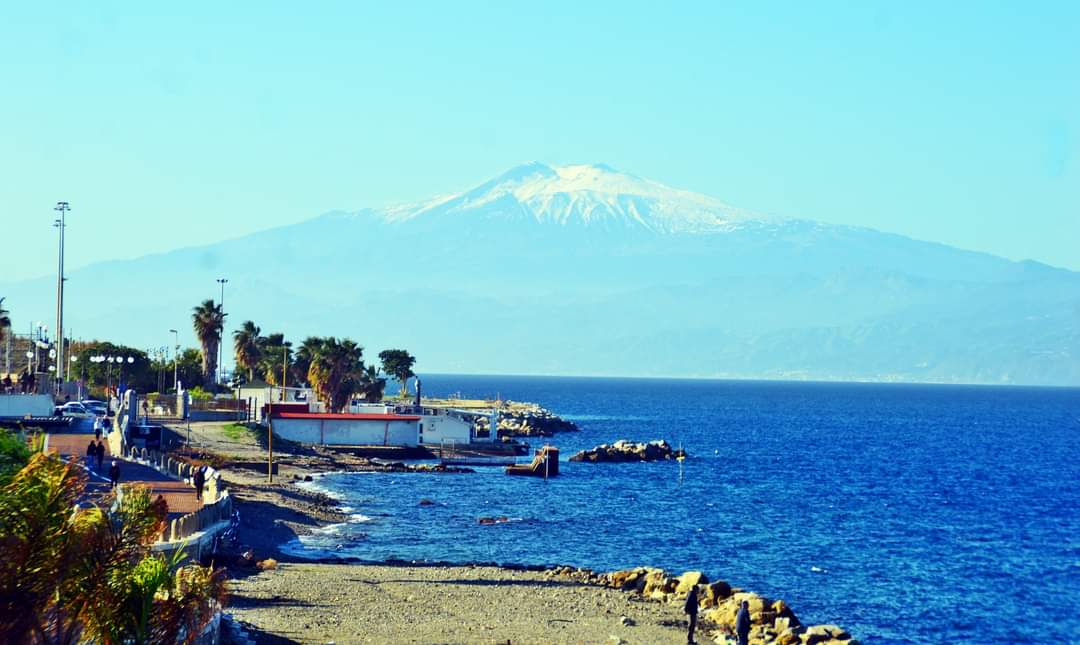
<box><xmin>360</xmin><ymin>364</ymin><xmax>387</xmax><ymax>402</ymax></box>
<box><xmin>0</xmin><ymin>297</ymin><xmax>10</xmax><ymax>349</ymax></box>
<box><xmin>307</xmin><ymin>337</ymin><xmax>365</xmax><ymax>412</ymax></box>
<box><xmin>257</xmin><ymin>333</ymin><xmax>292</xmax><ymax>386</ymax></box>
<box><xmin>191</xmin><ymin>299</ymin><xmax>226</xmax><ymax>387</ymax></box>
<box><xmin>291</xmin><ymin>336</ymin><xmax>324</xmax><ymax>386</ymax></box>
<box><xmin>232</xmin><ymin>321</ymin><xmax>262</xmax><ymax>382</ymax></box>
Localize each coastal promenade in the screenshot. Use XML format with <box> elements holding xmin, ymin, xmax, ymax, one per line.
<box><xmin>45</xmin><ymin>431</ymin><xmax>203</xmax><ymax>518</ymax></box>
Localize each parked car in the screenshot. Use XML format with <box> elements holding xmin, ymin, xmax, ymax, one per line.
<box><xmin>57</xmin><ymin>402</ymin><xmax>97</xmax><ymax>419</ymax></box>
<box><xmin>81</xmin><ymin>400</ymin><xmax>109</xmax><ymax>416</ymax></box>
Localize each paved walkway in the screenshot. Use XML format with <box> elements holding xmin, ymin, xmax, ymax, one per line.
<box><xmin>46</xmin><ymin>432</ymin><xmax>203</xmax><ymax>519</ymax></box>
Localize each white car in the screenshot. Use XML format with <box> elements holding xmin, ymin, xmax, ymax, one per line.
<box><xmin>58</xmin><ymin>402</ymin><xmax>97</xmax><ymax>419</ymax></box>
<box><xmin>81</xmin><ymin>400</ymin><xmax>109</xmax><ymax>416</ymax></box>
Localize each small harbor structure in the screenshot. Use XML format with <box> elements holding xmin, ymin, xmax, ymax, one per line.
<box><xmin>263</xmin><ymin>397</ymin><xmax>511</xmax><ymax>453</ymax></box>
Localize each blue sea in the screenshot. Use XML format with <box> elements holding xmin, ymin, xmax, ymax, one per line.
<box><xmin>290</xmin><ymin>376</ymin><xmax>1080</xmax><ymax>644</ymax></box>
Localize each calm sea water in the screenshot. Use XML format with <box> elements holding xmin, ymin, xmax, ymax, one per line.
<box><xmin>289</xmin><ymin>376</ymin><xmax>1080</xmax><ymax>644</ymax></box>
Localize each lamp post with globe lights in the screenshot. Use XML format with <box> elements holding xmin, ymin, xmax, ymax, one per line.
<box><xmin>117</xmin><ymin>356</ymin><xmax>134</xmax><ymax>394</ymax></box>
<box><xmin>90</xmin><ymin>355</ymin><xmax>106</xmax><ymax>401</ymax></box>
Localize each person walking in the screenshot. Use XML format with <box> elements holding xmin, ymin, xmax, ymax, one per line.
<box><xmin>86</xmin><ymin>440</ymin><xmax>96</xmax><ymax>467</ymax></box>
<box><xmin>735</xmin><ymin>599</ymin><xmax>752</xmax><ymax>645</ymax></box>
<box><xmin>684</xmin><ymin>584</ymin><xmax>700</xmax><ymax>644</ymax></box>
<box><xmin>193</xmin><ymin>465</ymin><xmax>206</xmax><ymax>501</ymax></box>
<box><xmin>93</xmin><ymin>416</ymin><xmax>103</xmax><ymax>441</ymax></box>
<box><xmin>95</xmin><ymin>441</ymin><xmax>106</xmax><ymax>471</ymax></box>
<box><xmin>108</xmin><ymin>460</ymin><xmax>120</xmax><ymax>489</ymax></box>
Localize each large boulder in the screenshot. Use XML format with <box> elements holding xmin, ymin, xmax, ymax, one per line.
<box><xmin>703</xmin><ymin>580</ymin><xmax>733</xmax><ymax>607</ymax></box>
<box><xmin>607</xmin><ymin>568</ymin><xmax>648</xmax><ymax>592</ymax></box>
<box><xmin>569</xmin><ymin>439</ymin><xmax>687</xmax><ymax>463</ymax></box>
<box><xmin>641</xmin><ymin>569</ymin><xmax>676</xmax><ymax>599</ymax></box>
<box><xmin>802</xmin><ymin>624</ymin><xmax>852</xmax><ymax>644</ymax></box>
<box><xmin>675</xmin><ymin>571</ymin><xmax>709</xmax><ymax>596</ymax></box>
<box><xmin>706</xmin><ymin>592</ymin><xmax>770</xmax><ymax>629</ymax></box>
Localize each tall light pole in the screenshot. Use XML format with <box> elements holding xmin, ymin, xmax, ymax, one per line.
<box><xmin>216</xmin><ymin>278</ymin><xmax>228</xmax><ymax>385</ymax></box>
<box><xmin>169</xmin><ymin>329</ymin><xmax>179</xmax><ymax>391</ymax></box>
<box><xmin>53</xmin><ymin>201</ymin><xmax>70</xmax><ymax>395</ymax></box>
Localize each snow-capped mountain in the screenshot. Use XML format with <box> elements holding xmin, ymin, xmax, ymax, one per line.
<box><xmin>367</xmin><ymin>162</ymin><xmax>781</xmax><ymax>233</ymax></box>
<box><xmin>2</xmin><ymin>163</ymin><xmax>1077</xmax><ymax>384</ymax></box>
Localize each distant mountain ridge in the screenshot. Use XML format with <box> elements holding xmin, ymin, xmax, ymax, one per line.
<box><xmin>2</xmin><ymin>163</ymin><xmax>1077</xmax><ymax>385</ymax></box>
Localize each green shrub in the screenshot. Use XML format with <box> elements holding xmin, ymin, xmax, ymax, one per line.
<box><xmin>187</xmin><ymin>386</ymin><xmax>214</xmax><ymax>401</ymax></box>
<box><xmin>0</xmin><ymin>428</ymin><xmax>31</xmax><ymax>485</ymax></box>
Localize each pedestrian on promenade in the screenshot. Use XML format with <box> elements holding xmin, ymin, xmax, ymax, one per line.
<box><xmin>94</xmin><ymin>416</ymin><xmax>103</xmax><ymax>441</ymax></box>
<box><xmin>735</xmin><ymin>599</ymin><xmax>751</xmax><ymax>645</ymax></box>
<box><xmin>86</xmin><ymin>440</ymin><xmax>96</xmax><ymax>466</ymax></box>
<box><xmin>684</xmin><ymin>584</ymin><xmax>700</xmax><ymax>644</ymax></box>
<box><xmin>109</xmin><ymin>460</ymin><xmax>120</xmax><ymax>489</ymax></box>
<box><xmin>95</xmin><ymin>441</ymin><xmax>106</xmax><ymax>471</ymax></box>
<box><xmin>193</xmin><ymin>465</ymin><xmax>205</xmax><ymax>501</ymax></box>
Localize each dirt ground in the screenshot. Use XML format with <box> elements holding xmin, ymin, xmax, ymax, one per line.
<box><xmin>226</xmin><ymin>562</ymin><xmax>697</xmax><ymax>645</ymax></box>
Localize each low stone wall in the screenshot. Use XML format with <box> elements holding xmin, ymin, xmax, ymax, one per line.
<box><xmin>123</xmin><ymin>445</ymin><xmax>231</xmax><ymax>547</ymax></box>
<box><xmin>165</xmin><ymin>493</ymin><xmax>233</xmax><ymax>543</ymax></box>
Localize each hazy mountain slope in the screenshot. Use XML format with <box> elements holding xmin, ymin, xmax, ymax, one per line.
<box><xmin>1</xmin><ymin>163</ymin><xmax>1077</xmax><ymax>385</ymax></box>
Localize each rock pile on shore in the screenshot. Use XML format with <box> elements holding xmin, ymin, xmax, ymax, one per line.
<box><xmin>474</xmin><ymin>403</ymin><xmax>579</xmax><ymax>437</ymax></box>
<box><xmin>544</xmin><ymin>565</ymin><xmax>858</xmax><ymax>645</ymax></box>
<box><xmin>569</xmin><ymin>439</ymin><xmax>687</xmax><ymax>462</ymax></box>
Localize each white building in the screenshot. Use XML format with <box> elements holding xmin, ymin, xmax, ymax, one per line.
<box><xmin>269</xmin><ymin>406</ymin><xmax>474</xmax><ymax>448</ymax></box>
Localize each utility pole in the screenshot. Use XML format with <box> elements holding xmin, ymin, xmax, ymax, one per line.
<box><xmin>53</xmin><ymin>201</ymin><xmax>70</xmax><ymax>395</ymax></box>
<box><xmin>216</xmin><ymin>278</ymin><xmax>228</xmax><ymax>385</ymax></box>
<box><xmin>169</xmin><ymin>329</ymin><xmax>179</xmax><ymax>391</ymax></box>
<box><xmin>267</xmin><ymin>382</ymin><xmax>274</xmax><ymax>483</ymax></box>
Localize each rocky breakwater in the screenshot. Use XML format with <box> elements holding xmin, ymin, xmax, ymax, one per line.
<box><xmin>474</xmin><ymin>402</ymin><xmax>579</xmax><ymax>437</ymax></box>
<box><xmin>544</xmin><ymin>565</ymin><xmax>857</xmax><ymax>645</ymax></box>
<box><xmin>569</xmin><ymin>439</ymin><xmax>687</xmax><ymax>463</ymax></box>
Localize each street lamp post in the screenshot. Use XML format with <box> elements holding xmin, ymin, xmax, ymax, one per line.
<box><xmin>90</xmin><ymin>354</ymin><xmax>105</xmax><ymax>401</ymax></box>
<box><xmin>118</xmin><ymin>356</ymin><xmax>133</xmax><ymax>393</ymax></box>
<box><xmin>69</xmin><ymin>355</ymin><xmax>79</xmax><ymax>398</ymax></box>
<box><xmin>268</xmin><ymin>382</ymin><xmax>274</xmax><ymax>483</ymax></box>
<box><xmin>53</xmin><ymin>201</ymin><xmax>70</xmax><ymax>394</ymax></box>
<box><xmin>216</xmin><ymin>278</ymin><xmax>228</xmax><ymax>385</ymax></box>
<box><xmin>106</xmin><ymin>357</ymin><xmax>115</xmax><ymax>398</ymax></box>
<box><xmin>169</xmin><ymin>329</ymin><xmax>179</xmax><ymax>391</ymax></box>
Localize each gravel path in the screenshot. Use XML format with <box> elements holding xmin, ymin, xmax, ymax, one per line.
<box><xmin>227</xmin><ymin>562</ymin><xmax>693</xmax><ymax>645</ymax></box>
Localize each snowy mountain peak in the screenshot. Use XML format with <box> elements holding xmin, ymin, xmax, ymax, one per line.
<box><xmin>371</xmin><ymin>162</ymin><xmax>782</xmax><ymax>233</ymax></box>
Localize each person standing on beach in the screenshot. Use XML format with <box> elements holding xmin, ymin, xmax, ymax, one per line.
<box><xmin>193</xmin><ymin>465</ymin><xmax>205</xmax><ymax>501</ymax></box>
<box><xmin>95</xmin><ymin>441</ymin><xmax>106</xmax><ymax>471</ymax></box>
<box><xmin>108</xmin><ymin>460</ymin><xmax>120</xmax><ymax>489</ymax></box>
<box><xmin>735</xmin><ymin>599</ymin><xmax>751</xmax><ymax>645</ymax></box>
<box><xmin>684</xmin><ymin>584</ymin><xmax>699</xmax><ymax>644</ymax></box>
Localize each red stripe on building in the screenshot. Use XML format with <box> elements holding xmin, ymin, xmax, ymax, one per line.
<box><xmin>274</xmin><ymin>412</ymin><xmax>421</xmax><ymax>421</ymax></box>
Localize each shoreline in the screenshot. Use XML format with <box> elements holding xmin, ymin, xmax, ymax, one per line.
<box><xmin>176</xmin><ymin>421</ymin><xmax>857</xmax><ymax>643</ymax></box>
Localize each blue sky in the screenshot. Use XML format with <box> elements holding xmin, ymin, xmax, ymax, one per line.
<box><xmin>1</xmin><ymin>2</ymin><xmax>1076</xmax><ymax>280</ymax></box>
